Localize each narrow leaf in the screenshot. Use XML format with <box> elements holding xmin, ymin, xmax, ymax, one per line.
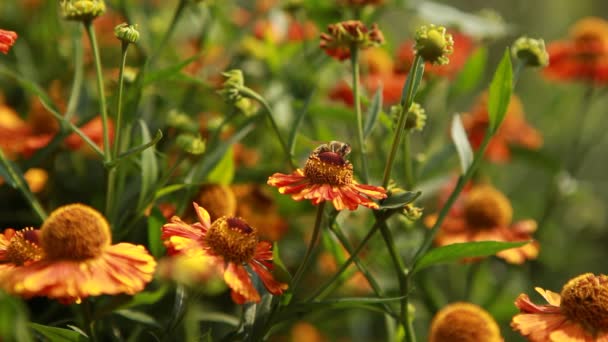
<box><xmin>413</xmin><ymin>240</ymin><xmax>529</xmax><ymax>273</ymax></box>
<box><xmin>400</xmin><ymin>59</ymin><xmax>425</xmax><ymax>109</ymax></box>
<box><xmin>147</xmin><ymin>207</ymin><xmax>166</xmax><ymax>258</ymax></box>
<box><xmin>379</xmin><ymin>191</ymin><xmax>421</xmax><ymax>209</ymax></box>
<box><xmin>137</xmin><ymin>121</ymin><xmax>159</xmax><ymax>211</ymax></box>
<box><xmin>288</xmin><ymin>93</ymin><xmax>314</xmax><ymax>156</ymax></box>
<box><xmin>29</xmin><ymin>323</ymin><xmax>87</xmax><ymax>342</ymax></box>
<box><xmin>206</xmin><ymin>146</ymin><xmax>234</xmax><ymax>185</ymax></box>
<box><xmin>143</xmin><ymin>54</ymin><xmax>201</xmax><ymax>86</ymax></box>
<box><xmin>363</xmin><ymin>86</ymin><xmax>383</xmax><ymax>139</ymax></box>
<box><xmin>451</xmin><ymin>47</ymin><xmax>488</xmax><ymax>97</ymax></box>
<box><xmin>488</xmin><ymin>49</ymin><xmax>513</xmax><ymax>133</ymax></box>
<box><xmin>451</xmin><ymin>114</ymin><xmax>474</xmax><ymax>174</ymax></box>
<box><xmin>115</xmin><ymin>309</ymin><xmax>161</xmax><ymax>327</ymax></box>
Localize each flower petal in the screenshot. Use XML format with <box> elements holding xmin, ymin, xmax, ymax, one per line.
<box><xmin>223</xmin><ymin>263</ymin><xmax>260</xmax><ymax>303</ymax></box>
<box><xmin>250</xmin><ymin>260</ymin><xmax>288</xmax><ymax>296</ymax></box>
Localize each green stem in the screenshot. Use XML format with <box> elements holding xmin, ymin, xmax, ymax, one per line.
<box><xmin>350</xmin><ymin>45</ymin><xmax>369</xmax><ymax>183</ymax></box>
<box><xmin>382</xmin><ymin>55</ymin><xmax>424</xmax><ymax>188</ymax></box>
<box><xmin>306</xmin><ymin>219</ymin><xmax>383</xmax><ymax>302</ymax></box>
<box><xmin>106</xmin><ymin>42</ymin><xmax>130</xmax><ymax>219</ymax></box>
<box><xmin>291</xmin><ymin>202</ymin><xmax>326</xmax><ymax>293</ymax></box>
<box><xmin>240</xmin><ymin>88</ymin><xmax>295</xmax><ymax>170</ymax></box>
<box><xmin>83</xmin><ymin>21</ymin><xmax>111</xmax><ymax>161</ymax></box>
<box><xmin>0</xmin><ymin>149</ymin><xmax>47</xmax><ymax>222</ymax></box>
<box><xmin>403</xmin><ymin>133</ymin><xmax>414</xmax><ymax>188</ymax></box>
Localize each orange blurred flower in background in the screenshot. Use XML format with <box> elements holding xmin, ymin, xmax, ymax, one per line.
<box><xmin>544</xmin><ymin>17</ymin><xmax>608</xmax><ymax>84</ymax></box>
<box><xmin>161</xmin><ymin>203</ymin><xmax>287</xmax><ymax>303</ymax></box>
<box><xmin>463</xmin><ymin>92</ymin><xmax>542</xmax><ymax>163</ymax></box>
<box><xmin>268</xmin><ymin>141</ymin><xmax>386</xmax><ymax>211</ymax></box>
<box><xmin>425</xmin><ymin>182</ymin><xmax>539</xmax><ymax>264</ymax></box>
<box><xmin>2</xmin><ymin>204</ymin><xmax>156</xmax><ymax>304</ymax></box>
<box><xmin>231</xmin><ymin>184</ymin><xmax>288</xmax><ymax>241</ymax></box>
<box><xmin>0</xmin><ymin>29</ymin><xmax>18</xmax><ymax>54</ymax></box>
<box><xmin>512</xmin><ymin>273</ymin><xmax>608</xmax><ymax>341</ymax></box>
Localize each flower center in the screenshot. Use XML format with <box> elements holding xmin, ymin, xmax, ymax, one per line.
<box><xmin>303</xmin><ymin>152</ymin><xmax>353</xmax><ymax>185</ymax></box>
<box><xmin>205</xmin><ymin>217</ymin><xmax>258</xmax><ymax>264</ymax></box>
<box><xmin>463</xmin><ymin>185</ymin><xmax>513</xmax><ymax>229</ymax></box>
<box><xmin>40</xmin><ymin>204</ymin><xmax>111</xmax><ymax>261</ymax></box>
<box><xmin>560</xmin><ymin>273</ymin><xmax>608</xmax><ymax>333</ymax></box>
<box><xmin>429</xmin><ymin>302</ymin><xmax>502</xmax><ymax>342</ymax></box>
<box><xmin>5</xmin><ymin>228</ymin><xmax>43</xmax><ymax>266</ymax></box>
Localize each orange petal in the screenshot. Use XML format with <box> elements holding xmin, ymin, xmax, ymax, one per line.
<box><xmin>249</xmin><ymin>260</ymin><xmax>287</xmax><ymax>296</ymax></box>
<box><xmin>223</xmin><ymin>263</ymin><xmax>260</xmax><ymax>303</ymax></box>
<box><xmin>511</xmin><ymin>313</ymin><xmax>568</xmax><ymax>342</ymax></box>
<box><xmin>549</xmin><ymin>320</ymin><xmax>596</xmax><ymax>342</ymax></box>
<box><xmin>192</xmin><ymin>202</ymin><xmax>212</xmax><ymax>227</ymax></box>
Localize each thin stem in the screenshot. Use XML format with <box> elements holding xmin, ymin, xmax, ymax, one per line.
<box><xmin>306</xmin><ymin>219</ymin><xmax>383</xmax><ymax>302</ymax></box>
<box><xmin>106</xmin><ymin>42</ymin><xmax>130</xmax><ymax>219</ymax></box>
<box><xmin>382</xmin><ymin>55</ymin><xmax>424</xmax><ymax>188</ymax></box>
<box><xmin>0</xmin><ymin>149</ymin><xmax>47</xmax><ymax>222</ymax></box>
<box><xmin>240</xmin><ymin>88</ymin><xmax>295</xmax><ymax>170</ymax></box>
<box><xmin>291</xmin><ymin>202</ymin><xmax>326</xmax><ymax>293</ymax></box>
<box><xmin>403</xmin><ymin>133</ymin><xmax>414</xmax><ymax>188</ymax></box>
<box><xmin>350</xmin><ymin>45</ymin><xmax>369</xmax><ymax>183</ymax></box>
<box><xmin>148</xmin><ymin>0</ymin><xmax>187</xmax><ymax>66</ymax></box>
<box><xmin>83</xmin><ymin>21</ymin><xmax>111</xmax><ymax>161</ymax></box>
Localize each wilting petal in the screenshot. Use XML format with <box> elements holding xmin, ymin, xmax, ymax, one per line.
<box><xmin>223</xmin><ymin>263</ymin><xmax>260</xmax><ymax>303</ymax></box>
<box><xmin>249</xmin><ymin>260</ymin><xmax>287</xmax><ymax>296</ymax></box>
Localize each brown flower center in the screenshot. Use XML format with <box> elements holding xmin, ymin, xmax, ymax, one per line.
<box><xmin>5</xmin><ymin>228</ymin><xmax>43</xmax><ymax>266</ymax></box>
<box><xmin>429</xmin><ymin>302</ymin><xmax>502</xmax><ymax>342</ymax></box>
<box><xmin>303</xmin><ymin>152</ymin><xmax>353</xmax><ymax>185</ymax></box>
<box><xmin>463</xmin><ymin>186</ymin><xmax>513</xmax><ymax>229</ymax></box>
<box><xmin>205</xmin><ymin>217</ymin><xmax>258</xmax><ymax>264</ymax></box>
<box><xmin>40</xmin><ymin>204</ymin><xmax>111</xmax><ymax>261</ymax></box>
<box><xmin>560</xmin><ymin>273</ymin><xmax>608</xmax><ymax>333</ymax></box>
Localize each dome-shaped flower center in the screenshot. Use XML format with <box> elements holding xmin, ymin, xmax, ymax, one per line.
<box><xmin>463</xmin><ymin>186</ymin><xmax>513</xmax><ymax>229</ymax></box>
<box><xmin>205</xmin><ymin>217</ymin><xmax>258</xmax><ymax>264</ymax></box>
<box><xmin>560</xmin><ymin>273</ymin><xmax>608</xmax><ymax>333</ymax></box>
<box><xmin>40</xmin><ymin>204</ymin><xmax>111</xmax><ymax>261</ymax></box>
<box><xmin>5</xmin><ymin>228</ymin><xmax>43</xmax><ymax>266</ymax></box>
<box><xmin>303</xmin><ymin>152</ymin><xmax>353</xmax><ymax>185</ymax></box>
<box><xmin>429</xmin><ymin>302</ymin><xmax>502</xmax><ymax>342</ymax></box>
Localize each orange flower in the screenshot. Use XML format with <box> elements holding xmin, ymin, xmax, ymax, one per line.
<box><xmin>544</xmin><ymin>17</ymin><xmax>608</xmax><ymax>84</ymax></box>
<box><xmin>64</xmin><ymin>116</ymin><xmax>115</xmax><ymax>153</ymax></box>
<box><xmin>425</xmin><ymin>182</ymin><xmax>539</xmax><ymax>264</ymax></box>
<box><xmin>267</xmin><ymin>141</ymin><xmax>387</xmax><ymax>211</ymax></box>
<box><xmin>0</xmin><ymin>29</ymin><xmax>18</xmax><ymax>55</ymax></box>
<box><xmin>462</xmin><ymin>92</ymin><xmax>542</xmax><ymax>163</ymax></box>
<box><xmin>161</xmin><ymin>203</ymin><xmax>288</xmax><ymax>303</ymax></box>
<box><xmin>320</xmin><ymin>21</ymin><xmax>385</xmax><ymax>61</ymax></box>
<box><xmin>0</xmin><ymin>228</ymin><xmax>43</xmax><ymax>277</ymax></box>
<box><xmin>429</xmin><ymin>302</ymin><xmax>503</xmax><ymax>342</ymax></box>
<box><xmin>395</xmin><ymin>30</ymin><xmax>474</xmax><ymax>78</ymax></box>
<box><xmin>363</xmin><ymin>72</ymin><xmax>407</xmax><ymax>105</ymax></box>
<box><xmin>1</xmin><ymin>204</ymin><xmax>156</xmax><ymax>304</ymax></box>
<box><xmin>512</xmin><ymin>273</ymin><xmax>608</xmax><ymax>341</ymax></box>
<box><xmin>231</xmin><ymin>184</ymin><xmax>288</xmax><ymax>241</ymax></box>
<box><xmin>0</xmin><ymin>104</ymin><xmax>54</xmax><ymax>159</ymax></box>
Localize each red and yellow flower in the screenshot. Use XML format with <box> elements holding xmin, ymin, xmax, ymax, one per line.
<box><xmin>512</xmin><ymin>273</ymin><xmax>608</xmax><ymax>341</ymax></box>
<box><xmin>0</xmin><ymin>29</ymin><xmax>18</xmax><ymax>55</ymax></box>
<box><xmin>1</xmin><ymin>204</ymin><xmax>156</xmax><ymax>304</ymax></box>
<box><xmin>267</xmin><ymin>141</ymin><xmax>387</xmax><ymax>211</ymax></box>
<box><xmin>429</xmin><ymin>302</ymin><xmax>503</xmax><ymax>342</ymax></box>
<box><xmin>425</xmin><ymin>182</ymin><xmax>539</xmax><ymax>264</ymax></box>
<box><xmin>462</xmin><ymin>92</ymin><xmax>542</xmax><ymax>163</ymax></box>
<box><xmin>320</xmin><ymin>21</ymin><xmax>384</xmax><ymax>61</ymax></box>
<box><xmin>161</xmin><ymin>202</ymin><xmax>287</xmax><ymax>303</ymax></box>
<box><xmin>544</xmin><ymin>17</ymin><xmax>608</xmax><ymax>84</ymax></box>
<box><xmin>0</xmin><ymin>228</ymin><xmax>43</xmax><ymax>278</ymax></box>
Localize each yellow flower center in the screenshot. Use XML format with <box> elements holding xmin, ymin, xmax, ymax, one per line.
<box><xmin>429</xmin><ymin>302</ymin><xmax>502</xmax><ymax>342</ymax></box>
<box><xmin>5</xmin><ymin>228</ymin><xmax>43</xmax><ymax>266</ymax></box>
<box><xmin>560</xmin><ymin>273</ymin><xmax>608</xmax><ymax>333</ymax></box>
<box><xmin>463</xmin><ymin>185</ymin><xmax>513</xmax><ymax>229</ymax></box>
<box><xmin>40</xmin><ymin>204</ymin><xmax>111</xmax><ymax>261</ymax></box>
<box><xmin>205</xmin><ymin>217</ymin><xmax>259</xmax><ymax>264</ymax></box>
<box><xmin>303</xmin><ymin>152</ymin><xmax>353</xmax><ymax>185</ymax></box>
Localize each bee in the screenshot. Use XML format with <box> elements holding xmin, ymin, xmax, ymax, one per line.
<box><xmin>312</xmin><ymin>141</ymin><xmax>351</xmax><ymax>158</ymax></box>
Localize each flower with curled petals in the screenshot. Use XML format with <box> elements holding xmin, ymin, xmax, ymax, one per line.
<box><xmin>0</xmin><ymin>29</ymin><xmax>18</xmax><ymax>55</ymax></box>
<box><xmin>161</xmin><ymin>203</ymin><xmax>287</xmax><ymax>304</ymax></box>
<box><xmin>425</xmin><ymin>182</ymin><xmax>539</xmax><ymax>264</ymax></box>
<box><xmin>1</xmin><ymin>204</ymin><xmax>156</xmax><ymax>304</ymax></box>
<box><xmin>429</xmin><ymin>302</ymin><xmax>502</xmax><ymax>342</ymax></box>
<box><xmin>268</xmin><ymin>141</ymin><xmax>387</xmax><ymax>211</ymax></box>
<box><xmin>512</xmin><ymin>273</ymin><xmax>608</xmax><ymax>341</ymax></box>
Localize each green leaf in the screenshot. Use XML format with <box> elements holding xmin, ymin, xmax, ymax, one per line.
<box><xmin>400</xmin><ymin>57</ymin><xmax>425</xmax><ymax>109</ymax></box>
<box><xmin>0</xmin><ymin>162</ymin><xmax>17</xmax><ymax>189</ymax></box>
<box><xmin>451</xmin><ymin>114</ymin><xmax>473</xmax><ymax>174</ymax></box>
<box><xmin>155</xmin><ymin>183</ymin><xmax>201</xmax><ymax>199</ymax></box>
<box><xmin>147</xmin><ymin>207</ymin><xmax>166</xmax><ymax>259</ymax></box>
<box><xmin>29</xmin><ymin>323</ymin><xmax>87</xmax><ymax>342</ymax></box>
<box><xmin>363</xmin><ymin>86</ymin><xmax>383</xmax><ymax>139</ymax></box>
<box><xmin>413</xmin><ymin>240</ymin><xmax>529</xmax><ymax>273</ymax></box>
<box><xmin>379</xmin><ymin>191</ymin><xmax>421</xmax><ymax>209</ymax></box>
<box><xmin>142</xmin><ymin>54</ymin><xmax>201</xmax><ymax>86</ymax></box>
<box><xmin>488</xmin><ymin>49</ymin><xmax>513</xmax><ymax>133</ymax></box>
<box><xmin>288</xmin><ymin>94</ymin><xmax>313</xmax><ymax>156</ymax></box>
<box><xmin>0</xmin><ymin>291</ymin><xmax>32</xmax><ymax>342</ymax></box>
<box><xmin>137</xmin><ymin>120</ymin><xmax>159</xmax><ymax>211</ymax></box>
<box><xmin>206</xmin><ymin>146</ymin><xmax>234</xmax><ymax>185</ymax></box>
<box><xmin>451</xmin><ymin>47</ymin><xmax>488</xmax><ymax>97</ymax></box>
<box><xmin>280</xmin><ymin>296</ymin><xmax>404</xmax><ymax>322</ymax></box>
<box><xmin>115</xmin><ymin>309</ymin><xmax>161</xmax><ymax>327</ymax></box>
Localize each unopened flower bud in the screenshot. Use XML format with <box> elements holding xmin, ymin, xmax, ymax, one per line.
<box><xmin>218</xmin><ymin>69</ymin><xmax>245</xmax><ymax>103</ymax></box>
<box><xmin>404</xmin><ymin>102</ymin><xmax>427</xmax><ymax>131</ymax></box>
<box><xmin>403</xmin><ymin>204</ymin><xmax>423</xmax><ymax>221</ymax></box>
<box><xmin>60</xmin><ymin>0</ymin><xmax>106</xmax><ymax>22</ymax></box>
<box><xmin>414</xmin><ymin>24</ymin><xmax>454</xmax><ymax>65</ymax></box>
<box><xmin>167</xmin><ymin>110</ymin><xmax>198</xmax><ymax>133</ymax></box>
<box><xmin>114</xmin><ymin>23</ymin><xmax>139</xmax><ymax>44</ymax></box>
<box><xmin>177</xmin><ymin>134</ymin><xmax>206</xmax><ymax>155</ymax></box>
<box><xmin>511</xmin><ymin>36</ymin><xmax>549</xmax><ymax>68</ymax></box>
